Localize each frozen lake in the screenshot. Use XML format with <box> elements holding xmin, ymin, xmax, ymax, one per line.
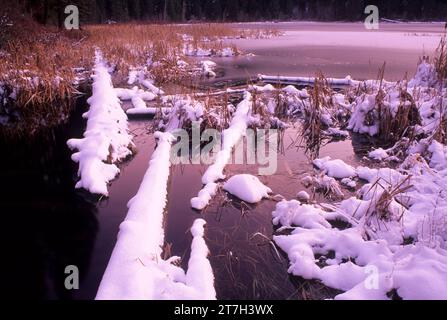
<box><xmin>210</xmin><ymin>22</ymin><xmax>443</xmax><ymax>84</ymax></box>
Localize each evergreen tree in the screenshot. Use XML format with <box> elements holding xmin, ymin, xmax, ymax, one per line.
<box><xmin>9</xmin><ymin>0</ymin><xmax>447</xmax><ymax>25</ymax></box>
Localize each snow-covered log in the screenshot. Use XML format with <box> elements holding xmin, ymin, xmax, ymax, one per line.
<box><xmin>67</xmin><ymin>51</ymin><xmax>134</xmax><ymax>196</ymax></box>
<box><xmin>96</xmin><ymin>131</ymin><xmax>216</xmax><ymax>300</ymax></box>
<box><xmin>259</xmin><ymin>74</ymin><xmax>357</xmax><ymax>86</ymax></box>
<box><xmin>190</xmin><ymin>92</ymin><xmax>252</xmax><ymax>210</ymax></box>
<box><xmin>126</xmin><ymin>107</ymin><xmax>172</xmax><ymax>116</ymax></box>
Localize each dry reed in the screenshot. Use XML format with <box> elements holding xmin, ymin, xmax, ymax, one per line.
<box><xmin>1</xmin><ymin>19</ymin><xmax>276</xmax><ymax>138</ymax></box>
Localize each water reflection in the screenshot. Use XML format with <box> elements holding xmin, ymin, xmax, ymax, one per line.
<box><xmin>0</xmin><ymin>106</ymin><xmax>98</xmax><ymax>300</ymax></box>
<box><xmin>164</xmin><ymin>128</ymin><xmax>362</xmax><ymax>300</ymax></box>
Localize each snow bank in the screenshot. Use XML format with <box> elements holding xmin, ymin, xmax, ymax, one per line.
<box><xmin>260</xmin><ymin>60</ymin><xmax>441</xmax><ymax>148</ymax></box>
<box><xmin>67</xmin><ymin>51</ymin><xmax>134</xmax><ymax>196</ymax></box>
<box><xmin>428</xmin><ymin>140</ymin><xmax>447</xmax><ymax>171</ymax></box>
<box><xmin>273</xmin><ymin>150</ymin><xmax>447</xmax><ymax>300</ymax></box>
<box><xmin>223</xmin><ymin>174</ymin><xmax>272</xmax><ymax>203</ymax></box>
<box><xmin>345</xmin><ymin>59</ymin><xmax>443</xmax><ymax>144</ymax></box>
<box><xmin>274</xmin><ymin>208</ymin><xmax>447</xmax><ymax>299</ymax></box>
<box><xmin>273</xmin><ymin>200</ymin><xmax>331</xmax><ymax>231</ymax></box>
<box><xmin>96</xmin><ymin>132</ymin><xmax>215</xmax><ymax>300</ymax></box>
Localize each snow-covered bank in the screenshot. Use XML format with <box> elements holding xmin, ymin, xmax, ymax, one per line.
<box><xmin>257</xmin><ymin>56</ymin><xmax>447</xmax><ymax>300</ymax></box>
<box><xmin>67</xmin><ymin>51</ymin><xmax>134</xmax><ymax>196</ymax></box>
<box><xmin>96</xmin><ymin>131</ymin><xmax>215</xmax><ymax>299</ymax></box>
<box><xmin>260</xmin><ymin>57</ymin><xmax>446</xmax><ymax>161</ymax></box>
<box><xmin>273</xmin><ymin>150</ymin><xmax>447</xmax><ymax>300</ymax></box>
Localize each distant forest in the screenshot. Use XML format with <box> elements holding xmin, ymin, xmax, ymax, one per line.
<box><xmin>11</xmin><ymin>0</ymin><xmax>447</xmax><ymax>26</ymax></box>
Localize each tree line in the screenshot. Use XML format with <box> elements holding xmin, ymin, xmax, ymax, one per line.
<box><xmin>10</xmin><ymin>0</ymin><xmax>447</xmax><ymax>26</ymax></box>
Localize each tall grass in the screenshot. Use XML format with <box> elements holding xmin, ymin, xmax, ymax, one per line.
<box><xmin>435</xmin><ymin>33</ymin><xmax>447</xmax><ymax>84</ymax></box>
<box><xmin>0</xmin><ymin>19</ymin><xmax>276</xmax><ymax>138</ymax></box>
<box><xmin>300</xmin><ymin>73</ymin><xmax>334</xmax><ymax>159</ymax></box>
<box><xmin>0</xmin><ymin>25</ymin><xmax>93</xmax><ymax>138</ymax></box>
<box><xmin>434</xmin><ymin>33</ymin><xmax>447</xmax><ymax>144</ymax></box>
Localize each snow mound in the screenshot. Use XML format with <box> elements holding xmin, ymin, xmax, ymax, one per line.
<box><xmin>341</xmin><ymin>177</ymin><xmax>357</xmax><ymax>188</ymax></box>
<box><xmin>275</xmin><ymin>220</ymin><xmax>447</xmax><ymax>299</ymax></box>
<box><xmin>272</xmin><ymin>200</ymin><xmax>331</xmax><ymax>230</ymax></box>
<box><xmin>408</xmin><ymin>59</ymin><xmax>437</xmax><ymax>88</ymax></box>
<box><xmin>347</xmin><ymin>93</ymin><xmax>380</xmax><ymax>136</ymax></box>
<box><xmin>201</xmin><ymin>60</ymin><xmax>217</xmax><ymax>77</ymax></box>
<box><xmin>302</xmin><ymin>174</ymin><xmax>344</xmax><ymax>199</ymax></box>
<box><xmin>428</xmin><ymin>140</ymin><xmax>447</xmax><ymax>171</ymax></box>
<box><xmin>323</xmin><ymin>127</ymin><xmax>349</xmax><ymax>138</ymax></box>
<box><xmin>223</xmin><ymin>174</ymin><xmax>272</xmax><ymax>203</ymax></box>
<box><xmin>313</xmin><ymin>156</ymin><xmax>356</xmax><ymax>179</ymax></box>
<box><xmin>368</xmin><ymin>148</ymin><xmax>389</xmax><ymax>161</ymax></box>
<box><xmin>296</xmin><ymin>190</ymin><xmax>311</xmax><ymax>202</ymax></box>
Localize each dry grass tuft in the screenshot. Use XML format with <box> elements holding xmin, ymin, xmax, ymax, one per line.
<box><xmin>300</xmin><ymin>72</ymin><xmax>334</xmax><ymax>159</ymax></box>
<box><xmin>435</xmin><ymin>33</ymin><xmax>447</xmax><ymax>83</ymax></box>
<box><xmin>360</xmin><ymin>176</ymin><xmax>413</xmax><ymax>236</ymax></box>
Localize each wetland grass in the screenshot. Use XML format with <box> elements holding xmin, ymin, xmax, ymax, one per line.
<box><xmin>1</xmin><ymin>17</ymin><xmax>275</xmax><ymax>138</ymax></box>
